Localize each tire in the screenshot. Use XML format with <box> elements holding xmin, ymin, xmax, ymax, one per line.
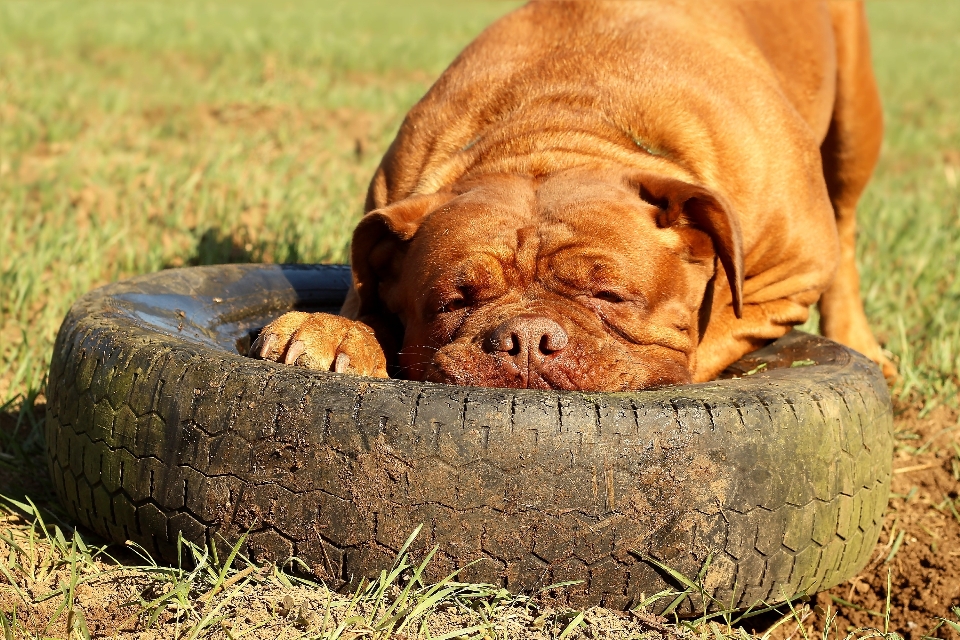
<box><xmin>45</xmin><ymin>264</ymin><xmax>893</xmax><ymax>613</ymax></box>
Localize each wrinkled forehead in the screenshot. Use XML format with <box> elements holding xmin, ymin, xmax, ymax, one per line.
<box><xmin>411</xmin><ymin>171</ymin><xmax>646</xmax><ymax>267</ymax></box>
<box><xmin>537</xmin><ymin>171</ymin><xmax>647</xmax><ymax>252</ymax></box>
<box><xmin>537</xmin><ymin>168</ymin><xmax>636</xmax><ymax>214</ymax></box>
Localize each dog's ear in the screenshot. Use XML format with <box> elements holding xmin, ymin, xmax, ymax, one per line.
<box><xmin>350</xmin><ymin>191</ymin><xmax>456</xmax><ymax>316</ymax></box>
<box><xmin>634</xmin><ymin>173</ymin><xmax>744</xmax><ymax>318</ymax></box>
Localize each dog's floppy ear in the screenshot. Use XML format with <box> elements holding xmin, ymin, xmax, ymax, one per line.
<box><xmin>634</xmin><ymin>173</ymin><xmax>744</xmax><ymax>318</ymax></box>
<box><xmin>350</xmin><ymin>191</ymin><xmax>456</xmax><ymax>316</ymax></box>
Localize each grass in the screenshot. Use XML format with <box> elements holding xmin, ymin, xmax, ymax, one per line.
<box><xmin>850</xmin><ymin>1</ymin><xmax>960</xmax><ymax>407</ymax></box>
<box><xmin>0</xmin><ymin>0</ymin><xmax>958</xmax><ymax>636</ymax></box>
<box><xmin>0</xmin><ymin>0</ymin><xmax>521</xmax><ymax>401</ymax></box>
<box><xmin>0</xmin><ymin>0</ymin><xmax>958</xmax><ymax>407</ymax></box>
<box><xmin>0</xmin><ymin>496</ymin><xmax>573</xmax><ymax>638</ymax></box>
<box><xmin>2</xmin><ymin>493</ymin><xmax>940</xmax><ymax>639</ymax></box>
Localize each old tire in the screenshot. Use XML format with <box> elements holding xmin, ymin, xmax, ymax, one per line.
<box><xmin>45</xmin><ymin>264</ymin><xmax>893</xmax><ymax>613</ymax></box>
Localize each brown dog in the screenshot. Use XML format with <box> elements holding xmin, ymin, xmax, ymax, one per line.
<box><xmin>252</xmin><ymin>0</ymin><xmax>895</xmax><ymax>391</ymax></box>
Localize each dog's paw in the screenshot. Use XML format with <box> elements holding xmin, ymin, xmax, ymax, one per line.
<box><xmin>250</xmin><ymin>311</ymin><xmax>388</xmax><ymax>377</ymax></box>
<box><xmin>877</xmin><ymin>350</ymin><xmax>898</xmax><ymax>381</ymax></box>
<box><xmin>846</xmin><ymin>334</ymin><xmax>898</xmax><ymax>381</ymax></box>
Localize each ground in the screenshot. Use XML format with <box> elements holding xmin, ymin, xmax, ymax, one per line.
<box><xmin>804</xmin><ymin>404</ymin><xmax>960</xmax><ymax>640</ymax></box>
<box><xmin>0</xmin><ymin>0</ymin><xmax>958</xmax><ymax>637</ymax></box>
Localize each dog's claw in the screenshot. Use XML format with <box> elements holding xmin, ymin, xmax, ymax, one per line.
<box><xmin>255</xmin><ymin>333</ymin><xmax>278</xmax><ymax>359</ymax></box>
<box><xmin>284</xmin><ymin>340</ymin><xmax>307</xmax><ymax>365</ymax></box>
<box><xmin>334</xmin><ymin>352</ymin><xmax>352</xmax><ymax>374</ymax></box>
<box><xmin>248</xmin><ymin>332</ymin><xmax>275</xmax><ymax>359</ymax></box>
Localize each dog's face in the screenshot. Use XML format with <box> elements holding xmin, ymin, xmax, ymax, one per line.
<box><xmin>352</xmin><ymin>168</ymin><xmax>742</xmax><ymax>391</ymax></box>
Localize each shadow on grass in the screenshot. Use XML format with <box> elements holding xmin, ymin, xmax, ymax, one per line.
<box><xmin>171</xmin><ymin>226</ymin><xmax>305</xmax><ymax>268</ymax></box>
<box><xmin>0</xmin><ymin>391</ymin><xmax>54</xmax><ymax>507</ymax></box>
<box><xmin>0</xmin><ymin>392</ymin><xmax>157</xmax><ymax>574</ymax></box>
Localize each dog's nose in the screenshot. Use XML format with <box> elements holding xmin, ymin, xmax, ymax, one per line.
<box><xmin>486</xmin><ymin>315</ymin><xmax>568</xmax><ymax>356</ymax></box>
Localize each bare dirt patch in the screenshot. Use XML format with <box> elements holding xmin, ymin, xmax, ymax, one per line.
<box><xmin>769</xmin><ymin>403</ymin><xmax>960</xmax><ymax>639</ymax></box>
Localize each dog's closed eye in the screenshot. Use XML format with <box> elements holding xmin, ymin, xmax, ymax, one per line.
<box><xmin>438</xmin><ymin>296</ymin><xmax>470</xmax><ymax>313</ymax></box>
<box><xmin>592</xmin><ymin>290</ymin><xmax>625</xmax><ymax>303</ymax></box>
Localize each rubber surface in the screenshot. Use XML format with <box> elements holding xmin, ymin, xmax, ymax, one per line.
<box><xmin>45</xmin><ymin>264</ymin><xmax>893</xmax><ymax>613</ymax></box>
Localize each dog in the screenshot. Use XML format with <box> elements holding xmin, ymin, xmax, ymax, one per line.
<box><xmin>251</xmin><ymin>0</ymin><xmax>895</xmax><ymax>392</ymax></box>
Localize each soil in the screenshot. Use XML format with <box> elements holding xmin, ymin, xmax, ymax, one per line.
<box><xmin>2</xmin><ymin>400</ymin><xmax>959</xmax><ymax>638</ymax></box>
<box><xmin>767</xmin><ymin>402</ymin><xmax>960</xmax><ymax>640</ymax></box>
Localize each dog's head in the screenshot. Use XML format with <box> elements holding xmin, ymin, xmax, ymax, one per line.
<box><xmin>351</xmin><ymin>168</ymin><xmax>742</xmax><ymax>391</ymax></box>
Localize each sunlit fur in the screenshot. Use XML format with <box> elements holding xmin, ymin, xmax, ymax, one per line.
<box><xmin>347</xmin><ymin>0</ymin><xmax>895</xmax><ymax>385</ymax></box>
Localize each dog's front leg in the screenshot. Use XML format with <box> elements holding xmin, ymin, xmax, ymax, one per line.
<box><xmin>693</xmin><ymin>295</ymin><xmax>818</xmax><ymax>382</ymax></box>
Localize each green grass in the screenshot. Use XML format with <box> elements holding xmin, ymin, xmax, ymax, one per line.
<box><xmin>852</xmin><ymin>0</ymin><xmax>960</xmax><ymax>407</ymax></box>
<box><xmin>0</xmin><ymin>0</ymin><xmax>958</xmax><ymax>636</ymax></box>
<box><xmin>0</xmin><ymin>0</ymin><xmax>522</xmax><ymax>401</ymax></box>
<box><xmin>0</xmin><ymin>497</ymin><xmax>600</xmax><ymax>638</ymax></box>
<box><xmin>0</xmin><ymin>0</ymin><xmax>958</xmax><ymax>407</ymax></box>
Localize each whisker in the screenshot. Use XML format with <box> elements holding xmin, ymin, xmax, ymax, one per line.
<box><xmin>397</xmin><ymin>343</ymin><xmax>440</xmax><ymax>354</ymax></box>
